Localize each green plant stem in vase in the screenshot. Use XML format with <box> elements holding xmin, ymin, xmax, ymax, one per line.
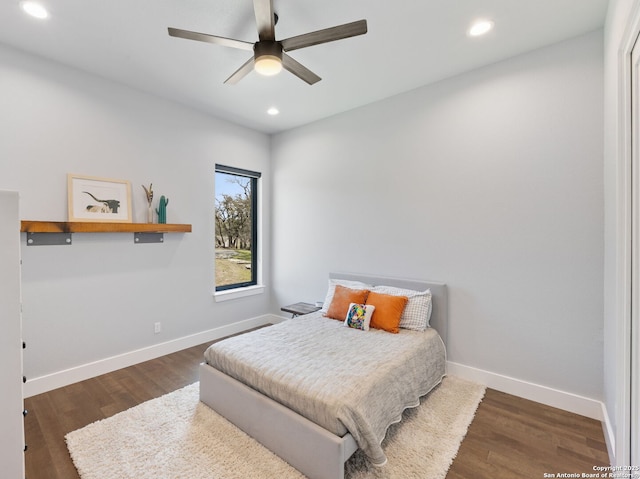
<box><xmin>142</xmin><ymin>183</ymin><xmax>154</xmax><ymax>223</ymax></box>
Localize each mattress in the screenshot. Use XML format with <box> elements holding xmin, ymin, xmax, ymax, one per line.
<box><xmin>204</xmin><ymin>311</ymin><xmax>446</xmax><ymax>465</ymax></box>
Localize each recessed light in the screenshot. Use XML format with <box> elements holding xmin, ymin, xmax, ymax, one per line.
<box><xmin>267</xmin><ymin>107</ymin><xmax>279</xmax><ymax>116</ymax></box>
<box><xmin>468</xmin><ymin>19</ymin><xmax>494</xmax><ymax>37</ymax></box>
<box><xmin>20</xmin><ymin>1</ymin><xmax>49</xmax><ymax>19</ymax></box>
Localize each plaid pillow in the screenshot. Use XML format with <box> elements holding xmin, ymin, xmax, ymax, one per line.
<box><xmin>370</xmin><ymin>286</ymin><xmax>432</xmax><ymax>331</ymax></box>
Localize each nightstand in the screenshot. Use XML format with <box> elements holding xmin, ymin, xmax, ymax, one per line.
<box><xmin>281</xmin><ymin>302</ymin><xmax>321</xmax><ymax>318</ymax></box>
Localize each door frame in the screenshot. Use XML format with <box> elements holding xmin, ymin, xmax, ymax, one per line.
<box><xmin>631</xmin><ymin>29</ymin><xmax>640</xmax><ymax>468</ymax></box>
<box><xmin>618</xmin><ymin>3</ymin><xmax>640</xmax><ymax>466</ymax></box>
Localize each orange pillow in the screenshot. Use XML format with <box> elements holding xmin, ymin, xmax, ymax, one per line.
<box><xmin>325</xmin><ymin>285</ymin><xmax>370</xmax><ymax>320</ymax></box>
<box><xmin>366</xmin><ymin>291</ymin><xmax>409</xmax><ymax>333</ymax></box>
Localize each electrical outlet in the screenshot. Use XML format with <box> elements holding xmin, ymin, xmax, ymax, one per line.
<box><xmin>154</xmin><ymin>322</ymin><xmax>162</xmax><ymax>334</ymax></box>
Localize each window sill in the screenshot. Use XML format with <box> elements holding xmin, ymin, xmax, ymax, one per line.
<box><xmin>213</xmin><ymin>284</ymin><xmax>265</xmax><ymax>302</ymax></box>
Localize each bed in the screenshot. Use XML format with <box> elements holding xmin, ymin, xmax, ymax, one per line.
<box><xmin>199</xmin><ymin>272</ymin><xmax>448</xmax><ymax>479</ymax></box>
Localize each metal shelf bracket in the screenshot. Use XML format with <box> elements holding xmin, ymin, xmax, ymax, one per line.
<box><xmin>26</xmin><ymin>232</ymin><xmax>72</xmax><ymax>246</ymax></box>
<box><xmin>134</xmin><ymin>232</ymin><xmax>164</xmax><ymax>244</ymax></box>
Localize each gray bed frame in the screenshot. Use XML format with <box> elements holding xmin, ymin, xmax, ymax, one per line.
<box><xmin>199</xmin><ymin>272</ymin><xmax>448</xmax><ymax>479</ymax></box>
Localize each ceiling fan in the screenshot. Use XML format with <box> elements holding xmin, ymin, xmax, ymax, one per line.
<box><xmin>168</xmin><ymin>0</ymin><xmax>367</xmax><ymax>85</ymax></box>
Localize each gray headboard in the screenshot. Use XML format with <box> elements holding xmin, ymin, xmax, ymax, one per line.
<box><xmin>329</xmin><ymin>272</ymin><xmax>448</xmax><ymax>346</ymax></box>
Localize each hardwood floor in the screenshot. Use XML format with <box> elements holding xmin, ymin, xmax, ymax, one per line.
<box><xmin>447</xmin><ymin>389</ymin><xmax>609</xmax><ymax>478</ymax></box>
<box><xmin>24</xmin><ymin>343</ymin><xmax>609</xmax><ymax>479</ymax></box>
<box><xmin>24</xmin><ymin>343</ymin><xmax>209</xmax><ymax>479</ymax></box>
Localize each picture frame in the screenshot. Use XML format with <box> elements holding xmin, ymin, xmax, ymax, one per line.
<box><xmin>68</xmin><ymin>174</ymin><xmax>132</xmax><ymax>222</ymax></box>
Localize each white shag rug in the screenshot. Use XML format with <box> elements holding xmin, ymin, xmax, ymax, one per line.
<box><xmin>66</xmin><ymin>376</ymin><xmax>485</xmax><ymax>479</ymax></box>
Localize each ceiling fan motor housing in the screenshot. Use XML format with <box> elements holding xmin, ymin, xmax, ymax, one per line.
<box><xmin>254</xmin><ymin>41</ymin><xmax>283</xmax><ymax>61</ymax></box>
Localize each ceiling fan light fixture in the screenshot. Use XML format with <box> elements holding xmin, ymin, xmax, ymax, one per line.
<box><xmin>254</xmin><ymin>41</ymin><xmax>283</xmax><ymax>76</ymax></box>
<box><xmin>255</xmin><ymin>55</ymin><xmax>282</xmax><ymax>76</ymax></box>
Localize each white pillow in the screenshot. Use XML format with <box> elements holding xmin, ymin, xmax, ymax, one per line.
<box><xmin>344</xmin><ymin>303</ymin><xmax>375</xmax><ymax>331</ymax></box>
<box><xmin>320</xmin><ymin>279</ymin><xmax>372</xmax><ymax>312</ymax></box>
<box><xmin>370</xmin><ymin>285</ymin><xmax>432</xmax><ymax>331</ymax></box>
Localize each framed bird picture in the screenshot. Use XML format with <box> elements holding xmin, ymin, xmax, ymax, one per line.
<box><xmin>68</xmin><ymin>174</ymin><xmax>132</xmax><ymax>223</ymax></box>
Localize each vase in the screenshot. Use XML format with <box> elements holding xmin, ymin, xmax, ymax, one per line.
<box><xmin>147</xmin><ymin>206</ymin><xmax>153</xmax><ymax>223</ymax></box>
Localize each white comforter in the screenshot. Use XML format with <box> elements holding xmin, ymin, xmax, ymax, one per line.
<box><xmin>204</xmin><ymin>311</ymin><xmax>446</xmax><ymax>466</ymax></box>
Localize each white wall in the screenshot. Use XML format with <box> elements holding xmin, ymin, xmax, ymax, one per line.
<box><xmin>271</xmin><ymin>31</ymin><xmax>604</xmax><ymax>402</ymax></box>
<box><xmin>0</xmin><ymin>44</ymin><xmax>272</xmax><ymax>392</ymax></box>
<box><xmin>603</xmin><ymin>0</ymin><xmax>639</xmax><ymax>465</ymax></box>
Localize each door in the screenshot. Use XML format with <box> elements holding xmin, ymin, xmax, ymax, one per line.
<box><xmin>0</xmin><ymin>191</ymin><xmax>25</xmax><ymax>477</ymax></box>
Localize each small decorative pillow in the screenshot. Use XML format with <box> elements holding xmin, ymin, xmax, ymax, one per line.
<box><xmin>325</xmin><ymin>285</ymin><xmax>370</xmax><ymax>320</ymax></box>
<box><xmin>366</xmin><ymin>291</ymin><xmax>409</xmax><ymax>334</ymax></box>
<box><xmin>344</xmin><ymin>303</ymin><xmax>375</xmax><ymax>331</ymax></box>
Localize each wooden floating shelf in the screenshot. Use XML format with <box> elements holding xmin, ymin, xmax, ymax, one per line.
<box><xmin>21</xmin><ymin>220</ymin><xmax>192</xmax><ymax>234</ymax></box>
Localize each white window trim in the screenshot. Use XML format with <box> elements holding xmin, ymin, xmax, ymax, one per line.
<box><xmin>213</xmin><ymin>284</ymin><xmax>265</xmax><ymax>302</ymax></box>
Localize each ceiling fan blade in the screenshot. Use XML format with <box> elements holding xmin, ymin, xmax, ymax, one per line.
<box><xmin>168</xmin><ymin>27</ymin><xmax>254</xmax><ymax>51</ymax></box>
<box><xmin>224</xmin><ymin>57</ymin><xmax>255</xmax><ymax>84</ymax></box>
<box><xmin>253</xmin><ymin>0</ymin><xmax>275</xmax><ymax>41</ymax></box>
<box><xmin>282</xmin><ymin>54</ymin><xmax>321</xmax><ymax>85</ymax></box>
<box><xmin>281</xmin><ymin>19</ymin><xmax>367</xmax><ymax>52</ymax></box>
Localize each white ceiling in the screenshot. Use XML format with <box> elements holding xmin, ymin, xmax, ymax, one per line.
<box><xmin>0</xmin><ymin>0</ymin><xmax>608</xmax><ymax>134</ymax></box>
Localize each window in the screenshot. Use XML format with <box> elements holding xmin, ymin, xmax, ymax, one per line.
<box><xmin>214</xmin><ymin>164</ymin><xmax>260</xmax><ymax>291</ymax></box>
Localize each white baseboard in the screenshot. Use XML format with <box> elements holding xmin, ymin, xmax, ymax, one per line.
<box><xmin>23</xmin><ymin>314</ymin><xmax>281</xmax><ymax>398</ymax></box>
<box><xmin>447</xmin><ymin>361</ymin><xmax>604</xmax><ymax>421</ymax></box>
